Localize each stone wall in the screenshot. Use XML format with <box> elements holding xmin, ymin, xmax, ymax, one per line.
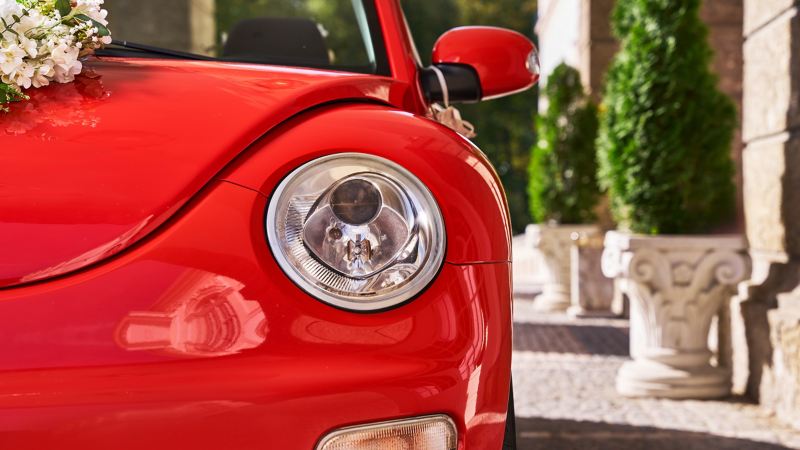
<box><xmin>701</xmin><ymin>0</ymin><xmax>745</xmax><ymax>229</ymax></box>
<box><xmin>536</xmin><ymin>0</ymin><xmax>616</xmax><ymax>102</ymax></box>
<box><xmin>733</xmin><ymin>0</ymin><xmax>800</xmax><ymax>428</ymax></box>
<box><xmin>579</xmin><ymin>0</ymin><xmax>617</xmax><ymax>101</ymax></box>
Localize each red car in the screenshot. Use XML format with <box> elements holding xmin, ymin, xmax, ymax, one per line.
<box><xmin>0</xmin><ymin>1</ymin><xmax>538</xmax><ymax>449</ymax></box>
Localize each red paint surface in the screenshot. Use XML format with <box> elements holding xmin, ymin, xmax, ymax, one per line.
<box><xmin>0</xmin><ymin>181</ymin><xmax>512</xmax><ymax>450</ymax></box>
<box><xmin>433</xmin><ymin>26</ymin><xmax>540</xmax><ymax>100</ymax></box>
<box><xmin>0</xmin><ymin>59</ymin><xmax>410</xmax><ymax>288</ymax></box>
<box><xmin>0</xmin><ymin>1</ymin><xmax>533</xmax><ymax>447</ymax></box>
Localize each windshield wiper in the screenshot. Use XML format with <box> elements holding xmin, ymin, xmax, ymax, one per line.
<box><xmin>99</xmin><ymin>39</ymin><xmax>215</xmax><ymax>61</ymax></box>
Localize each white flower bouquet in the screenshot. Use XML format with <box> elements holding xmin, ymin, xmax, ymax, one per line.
<box><xmin>0</xmin><ymin>0</ymin><xmax>111</xmax><ymax>112</ymax></box>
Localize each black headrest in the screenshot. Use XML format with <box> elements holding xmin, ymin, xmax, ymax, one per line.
<box><xmin>222</xmin><ymin>17</ymin><xmax>330</xmax><ymax>66</ymax></box>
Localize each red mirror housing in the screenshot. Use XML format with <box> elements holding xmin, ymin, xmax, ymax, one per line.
<box><xmin>432</xmin><ymin>26</ymin><xmax>540</xmax><ymax>101</ymax></box>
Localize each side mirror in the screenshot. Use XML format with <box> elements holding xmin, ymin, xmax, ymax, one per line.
<box><xmin>421</xmin><ymin>26</ymin><xmax>540</xmax><ymax>104</ymax></box>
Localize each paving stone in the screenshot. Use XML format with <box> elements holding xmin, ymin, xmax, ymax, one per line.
<box><xmin>512</xmin><ymin>299</ymin><xmax>800</xmax><ymax>449</ymax></box>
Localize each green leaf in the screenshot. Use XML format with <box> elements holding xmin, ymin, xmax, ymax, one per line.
<box><xmin>54</xmin><ymin>0</ymin><xmax>72</xmax><ymax>17</ymax></box>
<box><xmin>0</xmin><ymin>82</ymin><xmax>27</xmax><ymax>106</ymax></box>
<box><xmin>91</xmin><ymin>19</ymin><xmax>110</xmax><ymax>37</ymax></box>
<box><xmin>75</xmin><ymin>14</ymin><xmax>110</xmax><ymax>37</ymax></box>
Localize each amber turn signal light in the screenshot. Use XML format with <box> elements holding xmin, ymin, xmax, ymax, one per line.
<box><xmin>316</xmin><ymin>415</ymin><xmax>457</xmax><ymax>450</ymax></box>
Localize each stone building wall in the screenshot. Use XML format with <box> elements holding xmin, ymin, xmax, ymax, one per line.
<box><xmin>701</xmin><ymin>0</ymin><xmax>745</xmax><ymax>229</ymax></box>
<box><xmin>536</xmin><ymin>0</ymin><xmax>616</xmax><ymax>103</ymax></box>
<box><xmin>578</xmin><ymin>0</ymin><xmax>617</xmax><ymax>101</ymax></box>
<box><xmin>734</xmin><ymin>0</ymin><xmax>800</xmax><ymax>428</ymax></box>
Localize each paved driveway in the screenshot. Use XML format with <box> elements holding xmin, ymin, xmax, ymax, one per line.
<box><xmin>512</xmin><ymin>299</ymin><xmax>800</xmax><ymax>449</ymax></box>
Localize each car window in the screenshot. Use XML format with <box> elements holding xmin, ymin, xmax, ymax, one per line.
<box><xmin>101</xmin><ymin>0</ymin><xmax>388</xmax><ymax>74</ymax></box>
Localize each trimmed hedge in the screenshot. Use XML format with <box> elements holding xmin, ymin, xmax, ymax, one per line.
<box><xmin>528</xmin><ymin>63</ymin><xmax>600</xmax><ymax>224</ymax></box>
<box><xmin>597</xmin><ymin>0</ymin><xmax>736</xmax><ymax>234</ymax></box>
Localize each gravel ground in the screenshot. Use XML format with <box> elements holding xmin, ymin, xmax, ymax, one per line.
<box><xmin>511</xmin><ymin>299</ymin><xmax>800</xmax><ymax>450</ymax></box>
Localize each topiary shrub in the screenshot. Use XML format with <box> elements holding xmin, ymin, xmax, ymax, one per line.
<box><xmin>528</xmin><ymin>63</ymin><xmax>600</xmax><ymax>224</ymax></box>
<box><xmin>597</xmin><ymin>0</ymin><xmax>736</xmax><ymax>235</ymax></box>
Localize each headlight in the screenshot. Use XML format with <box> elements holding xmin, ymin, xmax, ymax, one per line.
<box><xmin>266</xmin><ymin>154</ymin><xmax>446</xmax><ymax>311</ymax></box>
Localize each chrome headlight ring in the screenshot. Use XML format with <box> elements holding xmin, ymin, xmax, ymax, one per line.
<box><xmin>266</xmin><ymin>153</ymin><xmax>446</xmax><ymax>311</ymax></box>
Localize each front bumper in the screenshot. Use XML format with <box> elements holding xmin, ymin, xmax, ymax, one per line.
<box><xmin>0</xmin><ymin>181</ymin><xmax>512</xmax><ymax>450</ymax></box>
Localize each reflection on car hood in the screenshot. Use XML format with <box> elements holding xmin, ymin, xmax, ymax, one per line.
<box><xmin>0</xmin><ymin>57</ymin><xmax>398</xmax><ymax>288</ymax></box>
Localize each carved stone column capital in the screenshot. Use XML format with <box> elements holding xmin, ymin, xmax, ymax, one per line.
<box><xmin>603</xmin><ymin>231</ymin><xmax>750</xmax><ymax>398</ymax></box>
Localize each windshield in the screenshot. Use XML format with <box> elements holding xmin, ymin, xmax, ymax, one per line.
<box><xmin>99</xmin><ymin>0</ymin><xmax>389</xmax><ymax>75</ymax></box>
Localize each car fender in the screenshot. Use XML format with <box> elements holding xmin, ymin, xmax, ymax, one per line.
<box><xmin>220</xmin><ymin>103</ymin><xmax>512</xmax><ymax>265</ymax></box>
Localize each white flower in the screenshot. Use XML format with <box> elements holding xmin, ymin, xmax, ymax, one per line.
<box><xmin>1</xmin><ymin>0</ymin><xmax>111</xmax><ymax>106</ymax></box>
<box><xmin>77</xmin><ymin>0</ymin><xmax>109</xmax><ymax>25</ymax></box>
<box><xmin>0</xmin><ymin>42</ymin><xmax>26</xmax><ymax>76</ymax></box>
<box><xmin>18</xmin><ymin>36</ymin><xmax>38</xmax><ymax>58</ymax></box>
<box><xmin>0</xmin><ymin>0</ymin><xmax>22</xmax><ymax>21</ymax></box>
<box><xmin>49</xmin><ymin>44</ymin><xmax>82</xmax><ymax>83</ymax></box>
<box><xmin>6</xmin><ymin>61</ymin><xmax>35</xmax><ymax>88</ymax></box>
<box><xmin>31</xmin><ymin>62</ymin><xmax>53</xmax><ymax>88</ymax></box>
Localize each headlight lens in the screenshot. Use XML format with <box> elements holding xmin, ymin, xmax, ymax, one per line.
<box><xmin>266</xmin><ymin>154</ymin><xmax>446</xmax><ymax>311</ymax></box>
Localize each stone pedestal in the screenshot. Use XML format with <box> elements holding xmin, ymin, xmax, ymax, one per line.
<box><xmin>602</xmin><ymin>231</ymin><xmax>750</xmax><ymax>398</ymax></box>
<box><xmin>762</xmin><ymin>289</ymin><xmax>800</xmax><ymax>429</ymax></box>
<box><xmin>568</xmin><ymin>233</ymin><xmax>615</xmax><ymax>318</ymax></box>
<box><xmin>512</xmin><ymin>233</ymin><xmax>548</xmax><ymax>297</ymax></box>
<box><xmin>528</xmin><ymin>224</ymin><xmax>601</xmax><ymax>312</ymax></box>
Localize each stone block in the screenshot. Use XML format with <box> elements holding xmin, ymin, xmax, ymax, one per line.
<box><xmin>743</xmin><ymin>140</ymin><xmax>788</xmax><ymax>254</ymax></box>
<box><xmin>743</xmin><ymin>7</ymin><xmax>800</xmax><ymax>141</ymax></box>
<box><xmin>763</xmin><ymin>290</ymin><xmax>800</xmax><ymax>428</ymax></box>
<box><xmin>743</xmin><ymin>135</ymin><xmax>800</xmax><ymax>256</ymax></box>
<box><xmin>745</xmin><ymin>0</ymin><xmax>796</xmax><ymax>35</ymax></box>
<box><xmin>735</xmin><ymin>253</ymin><xmax>800</xmax><ymax>400</ymax></box>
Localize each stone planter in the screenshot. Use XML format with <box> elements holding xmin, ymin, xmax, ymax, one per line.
<box><xmin>602</xmin><ymin>231</ymin><xmax>750</xmax><ymax>398</ymax></box>
<box><xmin>527</xmin><ymin>224</ymin><xmax>601</xmax><ymax>312</ymax></box>
<box><xmin>567</xmin><ymin>233</ymin><xmax>615</xmax><ymax>318</ymax></box>
<box><xmin>512</xmin><ymin>233</ymin><xmax>548</xmax><ymax>297</ymax></box>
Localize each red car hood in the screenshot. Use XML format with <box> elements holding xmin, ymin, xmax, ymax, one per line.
<box><xmin>0</xmin><ymin>57</ymin><xmax>401</xmax><ymax>288</ymax></box>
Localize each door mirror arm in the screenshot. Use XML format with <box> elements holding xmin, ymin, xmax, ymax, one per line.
<box><xmin>420</xmin><ymin>64</ymin><xmax>482</xmax><ymax>104</ymax></box>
